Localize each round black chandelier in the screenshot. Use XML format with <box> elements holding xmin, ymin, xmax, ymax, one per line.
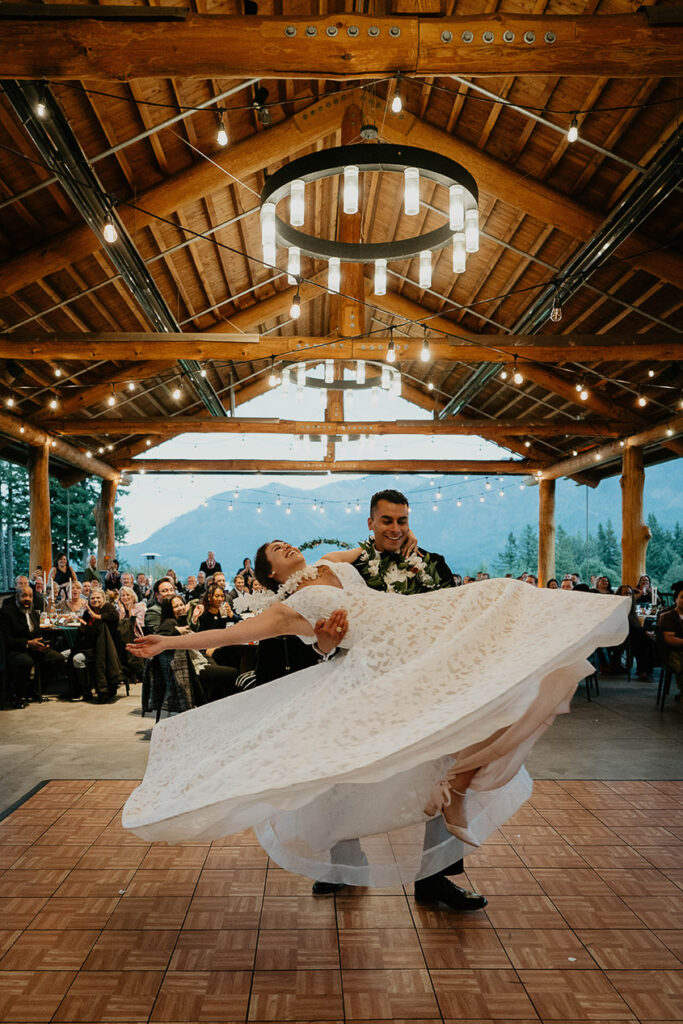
<box><xmin>259</xmin><ymin>143</ymin><xmax>479</xmax><ymax>296</ymax></box>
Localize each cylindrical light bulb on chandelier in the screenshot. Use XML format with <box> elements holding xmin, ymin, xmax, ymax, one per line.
<box><xmin>449</xmin><ymin>184</ymin><xmax>465</xmax><ymax>231</ymax></box>
<box><xmin>296</xmin><ymin>363</ymin><xmax>306</xmax><ymax>388</ymax></box>
<box><xmin>281</xmin><ymin>367</ymin><xmax>290</xmax><ymax>393</ymax></box>
<box><xmin>287</xmin><ymin>246</ymin><xmax>300</xmax><ymax>284</ymax></box>
<box><xmin>371</xmin><ymin>386</ymin><xmax>379</xmax><ymax>404</ymax></box>
<box><xmin>374</xmin><ymin>258</ymin><xmax>387</xmax><ymax>296</ymax></box>
<box><xmin>262</xmin><ymin>243</ymin><xmax>277</xmax><ymax>268</ymax></box>
<box><xmin>381</xmin><ymin>365</ymin><xmax>391</xmax><ymax>389</ymax></box>
<box><xmin>391</xmin><ymin>369</ymin><xmax>401</xmax><ymax>396</ymax></box>
<box><xmin>325</xmin><ymin>359</ymin><xmax>334</xmax><ymax>384</ymax></box>
<box><xmin>260</xmin><ymin>202</ymin><xmax>276</xmax><ymax>248</ymax></box>
<box><xmin>343</xmin><ymin>165</ymin><xmax>359</xmax><ymax>215</ymax></box>
<box><xmin>404</xmin><ymin>167</ymin><xmax>420</xmax><ymax>216</ymax></box>
<box><xmin>356</xmin><ymin>360</ymin><xmax>366</xmax><ymax>385</ymax></box>
<box><xmin>465</xmin><ymin>206</ymin><xmax>479</xmax><ymax>253</ymax></box>
<box><xmin>452</xmin><ymin>233</ymin><xmax>466</xmax><ymax>274</ymax></box>
<box><xmin>328</xmin><ymin>256</ymin><xmax>340</xmax><ymax>293</ymax></box>
<box><xmin>419</xmin><ymin>249</ymin><xmax>432</xmax><ymax>289</ymax></box>
<box><xmin>290</xmin><ymin>179</ymin><xmax>305</xmax><ymax>226</ymax></box>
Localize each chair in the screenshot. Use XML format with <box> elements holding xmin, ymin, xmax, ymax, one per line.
<box><xmin>584</xmin><ymin>651</ymin><xmax>600</xmax><ymax>702</ymax></box>
<box><xmin>654</xmin><ymin>626</ymin><xmax>674</xmax><ymax>711</ymax></box>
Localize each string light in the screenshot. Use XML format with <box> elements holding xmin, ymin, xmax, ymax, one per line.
<box><xmin>228</xmin><ymin>502</ymin><xmax>233</xmax><ymax>511</ymax></box>
<box><xmin>512</xmin><ymin>358</ymin><xmax>524</xmax><ymax>385</ymax></box>
<box><xmin>572</xmin><ymin>449</ymin><xmax>578</xmax><ymax>456</ymax></box>
<box><xmin>85</xmin><ymin>449</ymin><xmax>91</xmax><ymax>457</ymax></box>
<box><xmin>432</xmin><ymin>503</ymin><xmax>438</xmax><ymax>512</ymax></box>
<box><xmin>98</xmin><ymin>447</ymin><xmax>104</xmax><ymax>454</ymax></box>
<box><xmin>233</xmin><ymin>487</ymin><xmax>239</xmax><ymax>499</ymax></box>
<box><xmin>386</xmin><ymin>329</ymin><xmax>396</xmax><ymax>364</ymax></box>
<box><xmin>312</xmin><ymin>499</ymin><xmax>318</xmax><ymax>511</ymax></box>
<box><xmin>6</xmin><ymin>397</ymin><xmax>15</xmax><ymax>407</ymax></box>
<box><xmin>567</xmin><ymin>116</ymin><xmax>579</xmax><ymax>143</ymax></box>
<box><xmin>485</xmin><ymin>480</ymin><xmax>492</xmax><ymax>490</ymax></box>
<box><xmin>345</xmin><ymin>503</ymin><xmax>351</xmax><ymax>514</ymax></box>
<box><xmin>107</xmin><ymin>444</ymin><xmax>113</xmax><ymax>451</ymax></box>
<box><xmin>500</xmin><ymin>368</ymin><xmax>508</xmax><ymax>380</ymax></box>
<box><xmin>48</xmin><ymin>397</ymin><xmax>57</xmax><ymax>410</ymax></box>
<box><xmin>276</xmin><ymin>494</ymin><xmax>281</xmax><ymax>506</ymax></box>
<box><xmin>107</xmin><ymin>388</ymin><xmax>116</xmax><ymax>407</ymax></box>
<box><xmin>289</xmin><ymin>285</ymin><xmax>301</xmax><ymax>320</ymax></box>
<box><xmin>145</xmin><ymin>438</ymin><xmax>152</xmax><ymax>446</ymax></box>
<box><xmin>102</xmin><ymin>216</ymin><xmax>118</xmax><ymax>244</ymax></box>
<box><xmin>216</xmin><ymin>112</ymin><xmax>228</xmax><ymax>147</ymax></box>
<box><xmin>286</xmin><ymin>504</ymin><xmax>291</xmax><ymax>514</ymax></box>
<box><xmin>549</xmin><ymin>292</ymin><xmax>563</xmax><ymax>322</ymax></box>
<box><xmin>199</xmin><ymin>368</ymin><xmax>207</xmax><ymax>377</ymax></box>
<box><xmin>427</xmin><ymin>381</ymin><xmax>434</xmax><ymax>391</ymax></box>
<box><xmin>391</xmin><ymin>79</ymin><xmax>402</xmax><ymax>114</ymax></box>
<box><xmin>436</xmin><ymin>489</ymin><xmax>442</xmax><ymax>499</ymax></box>
<box><xmin>456</xmin><ymin>499</ymin><xmax>462</xmax><ymax>507</ymax></box>
<box><xmin>256</xmin><ymin>503</ymin><xmax>262</xmax><ymax>514</ymax></box>
<box><xmin>268</xmin><ymin>360</ymin><xmax>280</xmax><ymax>387</ymax></box>
<box><xmin>648</xmin><ymin>369</ymin><xmax>655</xmax><ymax>378</ymax></box>
<box><xmin>19</xmin><ymin>426</ymin><xmax>25</xmax><ymax>433</ymax></box>
<box><xmin>480</xmin><ymin>496</ymin><xmax>485</xmax><ymax>503</ymax></box>
<box><xmin>355</xmin><ymin>499</ymin><xmax>361</xmax><ymax>511</ymax></box>
<box><xmin>499</xmin><ymin>489</ymin><xmax>505</xmax><ymax>497</ymax></box>
<box><xmin>420</xmin><ymin>329</ymin><xmax>431</xmax><ymax>363</ymax></box>
<box><xmin>172</xmin><ymin>386</ymin><xmax>182</xmax><ymax>400</ymax></box>
<box><xmin>524</xmin><ymin>441</ymin><xmax>531</xmax><ymax>449</ymax></box>
<box><xmin>35</xmin><ymin>87</ymin><xmax>47</xmax><ymax>118</ymax></box>
<box><xmin>319</xmin><ymin>503</ymin><xmax>325</xmax><ymax>515</ymax></box>
<box><xmin>637</xmin><ymin>394</ymin><xmax>647</xmax><ymax>407</ymax></box>
<box><xmin>127</xmin><ymin>381</ymin><xmax>135</xmax><ymax>391</ymax></box>
<box><xmin>54</xmin><ymin>367</ymin><xmax>62</xmax><ymax>377</ymax></box>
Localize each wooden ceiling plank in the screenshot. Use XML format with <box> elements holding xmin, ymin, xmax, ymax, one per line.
<box><xmin>90</xmin><ymin>250</ymin><xmax>152</xmax><ymax>331</ymax></box>
<box><xmin>127</xmin><ymin>81</ymin><xmax>170</xmax><ymax>176</ymax></box>
<box><xmin>116</xmin><ymin>457</ymin><xmax>541</xmax><ymax>474</ymax></box>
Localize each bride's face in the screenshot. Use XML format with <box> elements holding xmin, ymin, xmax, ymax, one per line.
<box><xmin>266</xmin><ymin>541</ymin><xmax>306</xmax><ymax>584</ymax></box>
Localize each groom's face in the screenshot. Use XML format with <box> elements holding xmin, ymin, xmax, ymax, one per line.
<box><xmin>368</xmin><ymin>500</ymin><xmax>410</xmax><ymax>553</ymax></box>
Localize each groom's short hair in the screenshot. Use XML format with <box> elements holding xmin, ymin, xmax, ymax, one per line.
<box><xmin>369</xmin><ymin>489</ymin><xmax>410</xmax><ymax>517</ymax></box>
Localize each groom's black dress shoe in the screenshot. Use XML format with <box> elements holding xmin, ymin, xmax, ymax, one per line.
<box><xmin>414</xmin><ymin>876</ymin><xmax>487</xmax><ymax>911</ymax></box>
<box><xmin>312</xmin><ymin>881</ymin><xmax>347</xmax><ymax>895</ymax></box>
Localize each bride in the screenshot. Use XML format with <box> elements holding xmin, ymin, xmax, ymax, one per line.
<box><xmin>123</xmin><ymin>539</ymin><xmax>628</xmax><ymax>886</ymax></box>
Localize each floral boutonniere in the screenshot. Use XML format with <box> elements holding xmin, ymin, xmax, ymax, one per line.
<box><xmin>356</xmin><ymin>540</ymin><xmax>444</xmax><ymax>594</ymax></box>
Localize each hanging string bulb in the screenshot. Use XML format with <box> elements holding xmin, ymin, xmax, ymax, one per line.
<box><xmin>35</xmin><ymin>84</ymin><xmax>48</xmax><ymax>119</ymax></box>
<box><xmin>286</xmin><ymin>504</ymin><xmax>291</xmax><ymax>515</ymax></box>
<box><xmin>276</xmin><ymin>495</ymin><xmax>281</xmax><ymax>506</ymax></box>
<box><xmin>637</xmin><ymin>394</ymin><xmax>647</xmax><ymax>407</ymax></box>
<box><xmin>485</xmin><ymin>480</ymin><xmax>492</xmax><ymax>490</ymax></box>
<box><xmin>567</xmin><ymin>115</ymin><xmax>579</xmax><ymax>143</ymax></box>
<box><xmin>54</xmin><ymin>367</ymin><xmax>62</xmax><ymax>378</ymax></box>
<box><xmin>48</xmin><ymin>397</ymin><xmax>58</xmax><ymax>410</ymax></box>
<box><xmin>427</xmin><ymin>381</ymin><xmax>434</xmax><ymax>391</ymax></box>
<box><xmin>500</xmin><ymin>368</ymin><xmax>508</xmax><ymax>380</ymax></box>
<box><xmin>289</xmin><ymin>281</ymin><xmax>302</xmax><ymax>320</ymax></box>
<box><xmin>103</xmin><ymin>214</ymin><xmax>118</xmax><ymax>244</ymax></box>
<box><xmin>216</xmin><ymin>111</ymin><xmax>228</xmax><ymax>147</ymax></box>
<box><xmin>312</xmin><ymin>498</ymin><xmax>318</xmax><ymax>511</ymax></box>
<box><xmin>386</xmin><ymin>327</ymin><xmax>396</xmax><ymax>364</ymax></box>
<box><xmin>391</xmin><ymin>77</ymin><xmax>402</xmax><ymax>113</ymax></box>
<box><xmin>550</xmin><ymin>290</ymin><xmax>563</xmax><ymax>323</ymax></box>
<box><xmin>512</xmin><ymin>358</ymin><xmax>524</xmax><ymax>385</ymax></box>
<box><xmin>420</xmin><ymin>327</ymin><xmax>431</xmax><ymax>363</ymax></box>
<box><xmin>127</xmin><ymin>381</ymin><xmax>136</xmax><ymax>391</ymax></box>
<box><xmin>355</xmin><ymin>499</ymin><xmax>361</xmax><ymax>511</ymax></box>
<box><xmin>268</xmin><ymin>359</ymin><xmax>280</xmax><ymax>387</ymax></box>
<box><xmin>107</xmin><ymin>387</ymin><xmax>116</xmax><ymax>407</ymax></box>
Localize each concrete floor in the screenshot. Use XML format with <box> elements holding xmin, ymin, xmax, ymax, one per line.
<box><xmin>1</xmin><ymin>672</ymin><xmax>681</xmax><ymax>817</ymax></box>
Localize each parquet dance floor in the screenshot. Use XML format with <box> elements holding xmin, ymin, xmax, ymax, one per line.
<box><xmin>0</xmin><ymin>779</ymin><xmax>681</xmax><ymax>1023</ymax></box>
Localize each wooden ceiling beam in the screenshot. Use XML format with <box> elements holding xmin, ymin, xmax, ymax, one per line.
<box><xmin>378</xmin><ymin>98</ymin><xmax>683</xmax><ymax>290</ymax></box>
<box><xmin>539</xmin><ymin>415</ymin><xmax>683</xmax><ymax>480</ymax></box>
<box><xmin>0</xmin><ymin>96</ymin><xmax>355</xmax><ymax>299</ymax></box>
<box><xmin>49</xmin><ymin>417</ymin><xmax>628</xmax><ymax>439</ymax></box>
<box><xmin>7</xmin><ymin>332</ymin><xmax>681</xmax><ymax>365</ymax></box>
<box><xmin>0</xmin><ymin>409</ymin><xmax>119</xmax><ymax>481</ymax></box>
<box><xmin>1</xmin><ymin>13</ymin><xmax>679</xmax><ymax>79</ymax></box>
<box><xmin>116</xmin><ymin>458</ymin><xmax>541</xmax><ymax>475</ymax></box>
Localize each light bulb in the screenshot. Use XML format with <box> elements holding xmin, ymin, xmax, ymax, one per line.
<box><xmin>199</xmin><ymin>368</ymin><xmax>206</xmax><ymax>377</ymax></box>
<box><xmin>567</xmin><ymin>117</ymin><xmax>579</xmax><ymax>143</ymax></box>
<box><xmin>637</xmin><ymin>395</ymin><xmax>647</xmax><ymax>407</ymax></box>
<box><xmin>145</xmin><ymin>438</ymin><xmax>151</xmax><ymax>446</ymax></box>
<box><xmin>550</xmin><ymin>300</ymin><xmax>563</xmax><ymax>323</ymax></box>
<box><xmin>432</xmin><ymin>503</ymin><xmax>438</xmax><ymax>512</ymax></box>
<box><xmin>172</xmin><ymin>387</ymin><xmax>181</xmax><ymax>400</ymax></box>
<box><xmin>127</xmin><ymin>381</ymin><xmax>135</xmax><ymax>391</ymax></box>
<box><xmin>228</xmin><ymin>503</ymin><xmax>233</xmax><ymax>512</ymax></box>
<box><xmin>256</xmin><ymin>504</ymin><xmax>262</xmax><ymax>514</ymax></box>
<box><xmin>390</xmin><ymin>369</ymin><xmax>401</xmax><ymax>396</ymax></box>
<box><xmin>499</xmin><ymin>490</ymin><xmax>505</xmax><ymax>497</ymax></box>
<box><xmin>290</xmin><ymin>179</ymin><xmax>305</xmax><ymax>226</ymax></box>
<box><xmin>107</xmin><ymin>445</ymin><xmax>113</xmax><ymax>451</ymax></box>
<box><xmin>356</xmin><ymin>360</ymin><xmax>365</xmax><ymax>385</ymax></box>
<box><xmin>287</xmin><ymin>246</ymin><xmax>300</xmax><ymax>284</ymax></box>
<box><xmin>355</xmin><ymin>500</ymin><xmax>361</xmax><ymax>511</ymax></box>
<box><xmin>449</xmin><ymin>184</ymin><xmax>464</xmax><ymax>231</ymax></box>
<box><xmin>500</xmin><ymin>369</ymin><xmax>508</xmax><ymax>380</ymax></box>
<box><xmin>648</xmin><ymin>369</ymin><xmax>655</xmax><ymax>378</ymax></box>
<box><xmin>268</xmin><ymin>367</ymin><xmax>279</xmax><ymax>387</ymax></box>
<box><xmin>328</xmin><ymin>256</ymin><xmax>340</xmax><ymax>293</ymax></box>
<box><xmin>54</xmin><ymin>367</ymin><xmax>62</xmax><ymax>377</ymax></box>
<box><xmin>480</xmin><ymin>496</ymin><xmax>485</xmax><ymax>503</ymax></box>
<box><xmin>374</xmin><ymin>258</ymin><xmax>387</xmax><ymax>296</ymax></box>
<box><xmin>103</xmin><ymin>220</ymin><xmax>118</xmax><ymax>244</ymax></box>
<box><xmin>452</xmin><ymin>233</ymin><xmax>466</xmax><ymax>274</ymax></box>
<box><xmin>391</xmin><ymin>91</ymin><xmax>402</xmax><ymax>114</ymax></box>
<box><xmin>346</xmin><ymin>503</ymin><xmax>351</xmax><ymax>514</ymax></box>
<box><xmin>666</xmin><ymin>428</ymin><xmax>673</xmax><ymax>436</ymax></box>
<box><xmin>49</xmin><ymin>398</ymin><xmax>57</xmax><ymax>410</ymax></box>
<box><xmin>85</xmin><ymin>450</ymin><xmax>92</xmax><ymax>458</ymax></box>
<box><xmin>216</xmin><ymin>114</ymin><xmax>228</xmax><ymax>147</ymax></box>
<box><xmin>36</xmin><ymin>97</ymin><xmax>47</xmax><ymax>118</ymax></box>
<box><xmin>381</xmin><ymin>365</ymin><xmax>391</xmax><ymax>389</ymax></box>
<box><xmin>7</xmin><ymin>397</ymin><xmax>15</xmax><ymax>407</ymax></box>
<box><xmin>297</xmin><ymin>363</ymin><xmax>306</xmax><ymax>388</ymax></box>
<box><xmin>98</xmin><ymin>447</ymin><xmax>104</xmax><ymax>454</ymax></box>
<box><xmin>456</xmin><ymin>499</ymin><xmax>462</xmax><ymax>507</ymax></box>
<box><xmin>107</xmin><ymin>394</ymin><xmax>115</xmax><ymax>407</ymax></box>
<box><xmin>575</xmin><ymin>382</ymin><xmax>583</xmax><ymax>392</ymax></box>
<box><xmin>404</xmin><ymin>167</ymin><xmax>419</xmax><ymax>216</ymax></box>
<box><xmin>465</xmin><ymin>206</ymin><xmax>479</xmax><ymax>253</ymax></box>
<box><xmin>262</xmin><ymin>243</ymin><xmax>277</xmax><ymax>268</ymax></box>
<box><xmin>319</xmin><ymin>503</ymin><xmax>325</xmax><ymax>514</ymax></box>
<box><xmin>513</xmin><ymin>366</ymin><xmax>524</xmax><ymax>385</ymax></box>
<box><xmin>286</xmin><ymin>504</ymin><xmax>291</xmax><ymax>515</ymax></box>
<box><xmin>436</xmin><ymin>489</ymin><xmax>442</xmax><ymax>499</ymax></box>
<box><xmin>428</xmin><ymin>382</ymin><xmax>434</xmax><ymax>391</ymax></box>
<box><xmin>525</xmin><ymin>441</ymin><xmax>531</xmax><ymax>448</ymax></box>
<box><xmin>324</xmin><ymin>359</ymin><xmax>334</xmax><ymax>384</ymax></box>
<box><xmin>420</xmin><ymin>338</ymin><xmax>430</xmax><ymax>363</ymax></box>
<box><xmin>579</xmin><ymin>388</ymin><xmax>589</xmax><ymax>401</ymax></box>
<box><xmin>234</xmin><ymin>488</ymin><xmax>239</xmax><ymax>498</ymax></box>
<box><xmin>572</xmin><ymin>450</ymin><xmax>578</xmax><ymax>456</ymax></box>
<box><xmin>386</xmin><ymin>340</ymin><xmax>396</xmax><ymax>364</ymax></box>
<box><xmin>419</xmin><ymin>249</ymin><xmax>432</xmax><ymax>288</ymax></box>
<box><xmin>343</xmin><ymin>165</ymin><xmax>359</xmax><ymax>215</ymax></box>
<box><xmin>281</xmin><ymin>367</ymin><xmax>290</xmax><ymax>393</ymax></box>
<box><xmin>312</xmin><ymin>500</ymin><xmax>317</xmax><ymax>511</ymax></box>
<box><xmin>290</xmin><ymin>292</ymin><xmax>301</xmax><ymax>319</ymax></box>
<box><xmin>260</xmin><ymin>202</ymin><xmax>276</xmax><ymax>248</ymax></box>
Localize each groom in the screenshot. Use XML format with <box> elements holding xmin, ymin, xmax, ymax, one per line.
<box><xmin>313</xmin><ymin>488</ymin><xmax>487</xmax><ymax>912</ymax></box>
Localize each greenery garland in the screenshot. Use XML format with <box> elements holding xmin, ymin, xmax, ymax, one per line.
<box><xmin>300</xmin><ymin>537</ymin><xmax>354</xmax><ymax>551</ymax></box>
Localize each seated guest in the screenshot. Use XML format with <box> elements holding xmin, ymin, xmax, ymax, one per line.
<box><xmin>184</xmin><ymin>575</ymin><xmax>201</xmax><ymax>600</ymax></box>
<box><xmin>229</xmin><ymin>573</ymin><xmax>248</xmax><ymax>601</ymax></box>
<box><xmin>81</xmin><ymin>580</ymin><xmax>92</xmax><ymax>600</ymax></box>
<box><xmin>104</xmin><ymin>558</ymin><xmax>122</xmax><ymax>590</ymax></box>
<box><xmin>634</xmin><ymin>574</ymin><xmax>662</xmax><ymax>607</ymax></box>
<box><xmin>118</xmin><ymin>585</ymin><xmax>146</xmax><ymax>631</ymax></box>
<box><xmin>83</xmin><ymin>554</ymin><xmax>101</xmax><ymax>584</ymax></box>
<box><xmin>165</xmin><ymin>568</ymin><xmax>181</xmax><ymax>594</ymax></box>
<box><xmin>134</xmin><ymin>573</ymin><xmax>150</xmax><ymax>601</ymax></box>
<box><xmin>452</xmin><ymin>574</ymin><xmax>462</xmax><ymax>586</ymax></box>
<box><xmin>238</xmin><ymin>557</ymin><xmax>256</xmax><ymax>587</ymax></box>
<box><xmin>48</xmin><ymin>553</ymin><xmax>79</xmax><ymax>602</ymax></box>
<box><xmin>546</xmin><ymin>578</ymin><xmax>559</xmax><ymax>589</ymax></box>
<box><xmin>594</xmin><ymin>575</ymin><xmax>613</xmax><ymax>595</ymax></box>
<box><xmin>72</xmin><ymin>589</ymin><xmax>124</xmax><ymax>703</ymax></box>
<box><xmin>192</xmin><ymin>583</ymin><xmax>241</xmax><ymax>632</ymax></box>
<box><xmin>526</xmin><ymin>574</ymin><xmax>538</xmax><ymax>587</ymax></box>
<box><xmin>144</xmin><ymin>577</ymin><xmax>176</xmax><ymax>633</ymax></box>
<box><xmin>0</xmin><ymin>584</ymin><xmax>64</xmax><ymax>707</ymax></box>
<box><xmin>560</xmin><ymin>578</ymin><xmax>574</xmax><ymax>591</ymax></box>
<box><xmin>199</xmin><ymin>550</ymin><xmax>222</xmax><ymax>576</ymax></box>
<box><xmin>614</xmin><ymin>584</ymin><xmax>656</xmax><ymax>681</ymax></box>
<box><xmin>158</xmin><ymin>596</ymin><xmax>192</xmax><ymax>637</ymax></box>
<box><xmin>658</xmin><ymin>583</ymin><xmax>683</xmax><ymax>700</ymax></box>
<box><xmin>58</xmin><ymin>580</ymin><xmax>88</xmax><ymax>616</ymax></box>
<box><xmin>31</xmin><ymin>577</ymin><xmax>46</xmax><ymax>612</ymax></box>
<box><xmin>195</xmin><ymin>570</ymin><xmax>207</xmax><ymax>594</ymax></box>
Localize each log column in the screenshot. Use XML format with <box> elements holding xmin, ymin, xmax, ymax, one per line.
<box><xmin>537</xmin><ymin>477</ymin><xmax>556</xmax><ymax>587</ymax></box>
<box><xmin>620</xmin><ymin>445</ymin><xmax>650</xmax><ymax>585</ymax></box>
<box><xmin>28</xmin><ymin>443</ymin><xmax>52</xmax><ymax>575</ymax></box>
<box><xmin>93</xmin><ymin>477</ymin><xmax>119</xmax><ymax>570</ymax></box>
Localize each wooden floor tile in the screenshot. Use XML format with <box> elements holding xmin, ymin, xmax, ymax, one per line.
<box><xmin>210</xmin><ymin>828</ymin><xmax>261</xmax><ymax>847</ymax></box>
<box><xmin>183</xmin><ymin>895</ymin><xmax>263</xmax><ymax>930</ymax></box>
<box><xmin>140</xmin><ymin>846</ymin><xmax>211</xmax><ymax>871</ymax></box>
<box><xmin>605</xmin><ymin>969</ymin><xmax>683</xmax><ymax>1020</ymax></box>
<box><xmin>431</xmin><ymin>968</ymin><xmax>537</xmax><ymax>1019</ymax></box>
<box><xmin>34</xmin><ymin>825</ymin><xmax>105</xmax><ymax>847</ymax></box>
<box><xmin>259</xmin><ymin>895</ymin><xmax>337</xmax><ymax>929</ymax></box>
<box><xmin>573</xmin><ymin>846</ymin><xmax>651</xmax><ymax>870</ymax></box>
<box><xmin>83</xmin><ymin>929</ymin><xmax>178</xmax><ymax>971</ymax></box>
<box><xmin>0</xmin><ymin>929</ymin><xmax>98</xmax><ymax>971</ymax></box>
<box><xmin>194</xmin><ymin>868</ymin><xmax>266</xmax><ymax>897</ymax></box>
<box><xmin>634</xmin><ymin>845</ymin><xmax>683</xmax><ymax>870</ymax></box>
<box><xmin>557</xmin><ymin>782</ymin><xmax>633</xmax><ymax>810</ymax></box>
<box><xmin>463</xmin><ymin>844</ymin><xmax>524</xmax><ymax>868</ymax></box>
<box><xmin>28</xmin><ymin>896</ymin><xmax>120</xmax><ymax>930</ymax></box>
<box><xmin>495</xmin><ymin>928</ymin><xmax>595</xmax><ymax>969</ymax></box>
<box><xmin>203</xmin><ymin>846</ymin><xmax>269</xmax><ymax>870</ymax></box>
<box><xmin>535</xmin><ymin>808</ymin><xmax>601</xmax><ymax>828</ymax></box>
<box><xmin>596</xmin><ymin>867</ymin><xmax>680</xmax><ymax>896</ymax></box>
<box><xmin>0</xmin><ymin>969</ymin><xmax>75</xmax><ymax>1021</ymax></box>
<box><xmin>419</xmin><ymin>927</ymin><xmax>509</xmax><ymax>970</ymax></box>
<box><xmin>93</xmin><ymin>824</ymin><xmax>151</xmax><ymax>847</ymax></box>
<box><xmin>654</xmin><ymin>929</ymin><xmax>683</xmax><ymax>961</ymax></box>
<box><xmin>249</xmin><ymin>968</ymin><xmax>343</xmax><ymax>1020</ymax></box>
<box><xmin>409</xmin><ymin>897</ymin><xmax>492</xmax><ymax>930</ymax></box>
<box><xmin>608</xmin><ymin>826</ymin><xmax>680</xmax><ymax>846</ymax></box>
<box><xmin>506</xmin><ymin>805</ymin><xmax>548</xmax><ymax>826</ymax></box>
<box><xmin>590</xmin><ymin>808</ymin><xmax>655</xmax><ymax>827</ymax></box>
<box><xmin>255</xmin><ymin>928</ymin><xmax>339</xmax><ymax>969</ymax></box>
<box><xmin>105</xmin><ymin>896</ymin><xmax>191</xmax><ymax>931</ymax></box>
<box><xmin>0</xmin><ymin>896</ymin><xmax>47</xmax><ymax>929</ymax></box>
<box><xmin>0</xmin><ymin>868</ymin><xmax>69</xmax><ymax>898</ymax></box>
<box><xmin>554</xmin><ymin>826</ymin><xmax>624</xmax><ymax>847</ymax></box>
<box><xmin>53</xmin><ymin>969</ymin><xmax>164</xmax><ymax>1022</ymax></box>
<box><xmin>623</xmin><ymin>894</ymin><xmax>683</xmax><ymax>929</ymax></box>
<box><xmin>464</xmin><ymin>867</ymin><xmax>543</xmax><ymax>895</ymax></box>
<box><xmin>605</xmin><ymin>781</ymin><xmax>680</xmax><ymax>808</ymax></box>
<box><xmin>152</xmin><ymin>970</ymin><xmax>253</xmax><ymax>1021</ymax></box>
<box><xmin>56</xmin><ymin>809</ymin><xmax>117</xmax><ymax>828</ymax></box>
<box><xmin>336</xmin><ymin>895</ymin><xmax>413</xmax><ymax>930</ymax></box>
<box><xmin>9</xmin><ymin>844</ymin><xmax>91</xmax><ymax>871</ymax></box>
<box><xmin>170</xmin><ymin>929</ymin><xmax>257</xmax><ymax>971</ymax></box>
<box><xmin>501</xmin><ymin>825</ymin><xmax>562</xmax><ymax>845</ymax></box>
<box><xmin>76</xmin><ymin>845</ymin><xmax>148</xmax><ymax>870</ymax></box>
<box><xmin>531</xmin><ymin>868</ymin><xmax>613</xmax><ymax>897</ymax></box>
<box><xmin>515</xmin><ymin>843</ymin><xmax>588</xmax><ymax>869</ymax></box>
<box><xmin>0</xmin><ymin>934</ymin><xmax>19</xmax><ymax>959</ymax></box>
<box><xmin>0</xmin><ymin>825</ymin><xmax>47</xmax><ymax>845</ymax></box>
<box><xmin>552</xmin><ymin>895</ymin><xmax>645</xmax><ymax>930</ymax></box>
<box><xmin>483</xmin><ymin>894</ymin><xmax>567</xmax><ymax>929</ymax></box>
<box><xmin>339</xmin><ymin>928</ymin><xmax>424</xmax><ymax>969</ymax></box>
<box><xmin>343</xmin><ymin>968</ymin><xmax>438</xmax><ymax>1019</ymax></box>
<box><xmin>265</xmin><ymin>872</ymin><xmax>318</xmax><ymax>896</ymax></box>
<box><xmin>518</xmin><ymin>968</ymin><xmax>634</xmax><ymax>1020</ymax></box>
<box><xmin>0</xmin><ymin>846</ymin><xmax>28</xmax><ymax>869</ymax></box>
<box><xmin>122</xmin><ymin>867</ymin><xmax>201</xmax><ymax>898</ymax></box>
<box><xmin>529</xmin><ymin>782</ymin><xmax>584</xmax><ymax>808</ymax></box>
<box><xmin>576</xmin><ymin>929</ymin><xmax>681</xmax><ymax>970</ymax></box>
<box><xmin>54</xmin><ymin>868</ymin><xmax>136</xmax><ymax>898</ymax></box>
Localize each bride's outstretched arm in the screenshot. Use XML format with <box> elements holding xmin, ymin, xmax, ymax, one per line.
<box><xmin>129</xmin><ymin>603</ymin><xmax>312</xmax><ymax>659</ymax></box>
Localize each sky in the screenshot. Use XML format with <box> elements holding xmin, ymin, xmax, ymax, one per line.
<box><xmin>118</xmin><ymin>369</ymin><xmax>521</xmax><ymax>542</ymax></box>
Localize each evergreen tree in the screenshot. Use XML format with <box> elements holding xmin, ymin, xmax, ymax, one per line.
<box><xmin>495</xmin><ymin>532</ymin><xmax>519</xmax><ymax>575</ymax></box>
<box><xmin>519</xmin><ymin>523</ymin><xmax>538</xmax><ymax>572</ymax></box>
<box><xmin>0</xmin><ymin>461</ymin><xmax>30</xmax><ymax>586</ymax></box>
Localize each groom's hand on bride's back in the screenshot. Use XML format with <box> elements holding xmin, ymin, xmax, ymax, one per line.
<box><xmin>314</xmin><ymin>609</ymin><xmax>348</xmax><ymax>654</ymax></box>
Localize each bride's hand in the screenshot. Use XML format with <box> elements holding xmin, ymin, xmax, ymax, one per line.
<box><xmin>314</xmin><ymin>609</ymin><xmax>348</xmax><ymax>654</ymax></box>
<box><xmin>128</xmin><ymin>635</ymin><xmax>168</xmax><ymax>659</ymax></box>
<box><xmin>401</xmin><ymin>530</ymin><xmax>419</xmax><ymax>557</ymax></box>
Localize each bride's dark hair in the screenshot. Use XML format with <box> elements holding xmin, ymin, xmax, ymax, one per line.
<box><xmin>255</xmin><ymin>541</ymin><xmax>282</xmax><ymax>592</ymax></box>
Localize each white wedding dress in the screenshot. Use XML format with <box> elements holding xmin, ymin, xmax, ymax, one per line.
<box><xmin>123</xmin><ymin>563</ymin><xmax>628</xmax><ymax>886</ymax></box>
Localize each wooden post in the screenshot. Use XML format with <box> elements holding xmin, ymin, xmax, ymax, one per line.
<box><xmin>93</xmin><ymin>477</ymin><xmax>119</xmax><ymax>570</ymax></box>
<box><xmin>28</xmin><ymin>443</ymin><xmax>52</xmax><ymax>575</ymax></box>
<box><xmin>537</xmin><ymin>477</ymin><xmax>556</xmax><ymax>587</ymax></box>
<box><xmin>620</xmin><ymin>445</ymin><xmax>650</xmax><ymax>584</ymax></box>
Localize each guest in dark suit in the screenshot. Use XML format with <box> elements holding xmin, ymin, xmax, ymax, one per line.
<box><xmin>199</xmin><ymin>551</ymin><xmax>222</xmax><ymax>576</ymax></box>
<box><xmin>0</xmin><ymin>584</ymin><xmax>63</xmax><ymax>707</ymax></box>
